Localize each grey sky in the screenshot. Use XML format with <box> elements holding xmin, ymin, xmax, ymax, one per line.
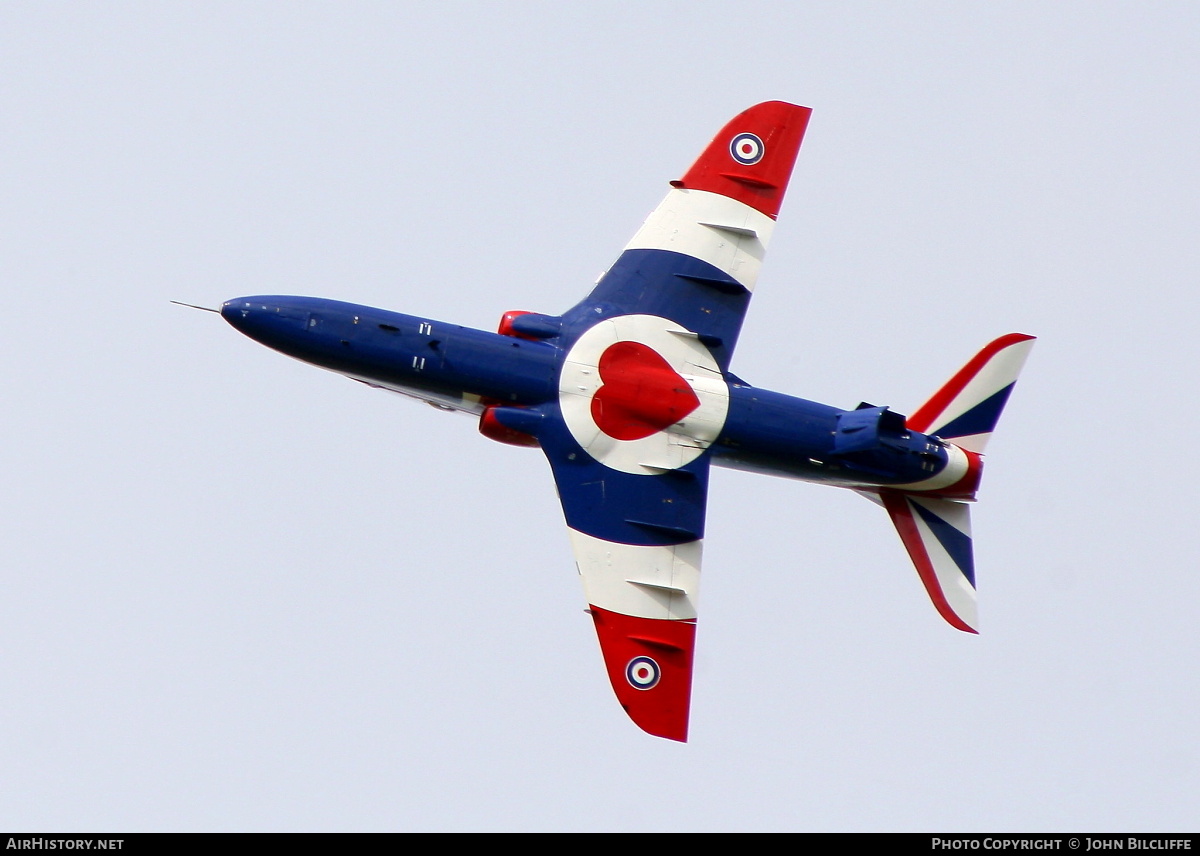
<box><xmin>1</xmin><ymin>3</ymin><xmax>1196</xmax><ymax>831</ymax></box>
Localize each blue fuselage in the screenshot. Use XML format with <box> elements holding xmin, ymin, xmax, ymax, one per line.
<box><xmin>221</xmin><ymin>296</ymin><xmax>954</xmax><ymax>490</ymax></box>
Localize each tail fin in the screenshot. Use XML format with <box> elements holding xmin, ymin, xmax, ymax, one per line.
<box><xmin>907</xmin><ymin>333</ymin><xmax>1035</xmax><ymax>453</ymax></box>
<box><xmin>881</xmin><ymin>334</ymin><xmax>1034</xmax><ymax>633</ymax></box>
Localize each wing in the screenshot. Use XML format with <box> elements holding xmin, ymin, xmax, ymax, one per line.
<box><xmin>543</xmin><ymin>103</ymin><xmax>811</xmax><ymax>740</ymax></box>
<box><xmin>560</xmin><ymin>101</ymin><xmax>812</xmax><ymax>370</ymax></box>
<box><xmin>540</xmin><ymin>313</ymin><xmax>719</xmax><ymax>741</ymax></box>
<box><xmin>539</xmin><ymin>411</ymin><xmax>708</xmax><ymax>742</ymax></box>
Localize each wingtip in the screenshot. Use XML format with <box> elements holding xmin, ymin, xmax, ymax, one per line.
<box><xmin>589</xmin><ymin>606</ymin><xmax>695</xmax><ymax>743</ymax></box>
<box><xmin>676</xmin><ymin>101</ymin><xmax>813</xmax><ymax>219</ymax></box>
<box><xmin>623</xmin><ymin>703</ymin><xmax>689</xmax><ymax>743</ymax></box>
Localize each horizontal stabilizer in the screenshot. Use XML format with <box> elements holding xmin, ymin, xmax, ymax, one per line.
<box><xmin>907</xmin><ymin>334</ymin><xmax>1035</xmax><ymax>453</ymax></box>
<box><xmin>881</xmin><ymin>491</ymin><xmax>978</xmax><ymax>633</ymax></box>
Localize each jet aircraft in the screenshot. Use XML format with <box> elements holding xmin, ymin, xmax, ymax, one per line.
<box><xmin>214</xmin><ymin>102</ymin><xmax>1033</xmax><ymax>742</ymax></box>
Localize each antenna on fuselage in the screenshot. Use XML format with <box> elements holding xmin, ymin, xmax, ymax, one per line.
<box><xmin>170</xmin><ymin>301</ymin><xmax>220</xmax><ymax>314</ymax></box>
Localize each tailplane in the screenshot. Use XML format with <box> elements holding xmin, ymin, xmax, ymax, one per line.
<box><xmin>880</xmin><ymin>334</ymin><xmax>1034</xmax><ymax>633</ymax></box>
<box><xmin>907</xmin><ymin>333</ymin><xmax>1035</xmax><ymax>453</ymax></box>
<box><xmin>882</xmin><ymin>491</ymin><xmax>978</xmax><ymax>632</ymax></box>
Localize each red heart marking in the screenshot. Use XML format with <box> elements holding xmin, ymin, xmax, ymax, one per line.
<box><xmin>591</xmin><ymin>341</ymin><xmax>701</xmax><ymax>441</ymax></box>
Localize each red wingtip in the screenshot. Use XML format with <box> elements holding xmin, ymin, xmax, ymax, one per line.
<box><xmin>589</xmin><ymin>605</ymin><xmax>695</xmax><ymax>742</ymax></box>
<box><xmin>675</xmin><ymin>101</ymin><xmax>812</xmax><ymax>219</ymax></box>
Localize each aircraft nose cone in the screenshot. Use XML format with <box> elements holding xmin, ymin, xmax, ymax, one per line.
<box><xmin>220</xmin><ymin>297</ymin><xmax>278</xmax><ymax>342</ymax></box>
<box><xmin>221</xmin><ymin>297</ymin><xmax>297</xmax><ymax>336</ymax></box>
<box><xmin>220</xmin><ymin>298</ymin><xmax>261</xmax><ymax>334</ymax></box>
<box><xmin>220</xmin><ymin>296</ymin><xmax>320</xmax><ymax>358</ymax></box>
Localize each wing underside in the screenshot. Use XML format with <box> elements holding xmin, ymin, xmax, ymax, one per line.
<box><xmin>543</xmin><ymin>102</ymin><xmax>812</xmax><ymax>739</ymax></box>
<box><xmin>561</xmin><ymin>101</ymin><xmax>812</xmax><ymax>370</ymax></box>
<box><xmin>540</xmin><ymin>405</ymin><xmax>709</xmax><ymax>741</ymax></box>
<box><xmin>572</xmin><ymin>532</ymin><xmax>702</xmax><ymax>742</ymax></box>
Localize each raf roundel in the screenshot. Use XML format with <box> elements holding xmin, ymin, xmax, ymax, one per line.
<box><xmin>729</xmin><ymin>132</ymin><xmax>765</xmax><ymax>165</ymax></box>
<box><xmin>626</xmin><ymin>656</ymin><xmax>661</xmax><ymax>690</ymax></box>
